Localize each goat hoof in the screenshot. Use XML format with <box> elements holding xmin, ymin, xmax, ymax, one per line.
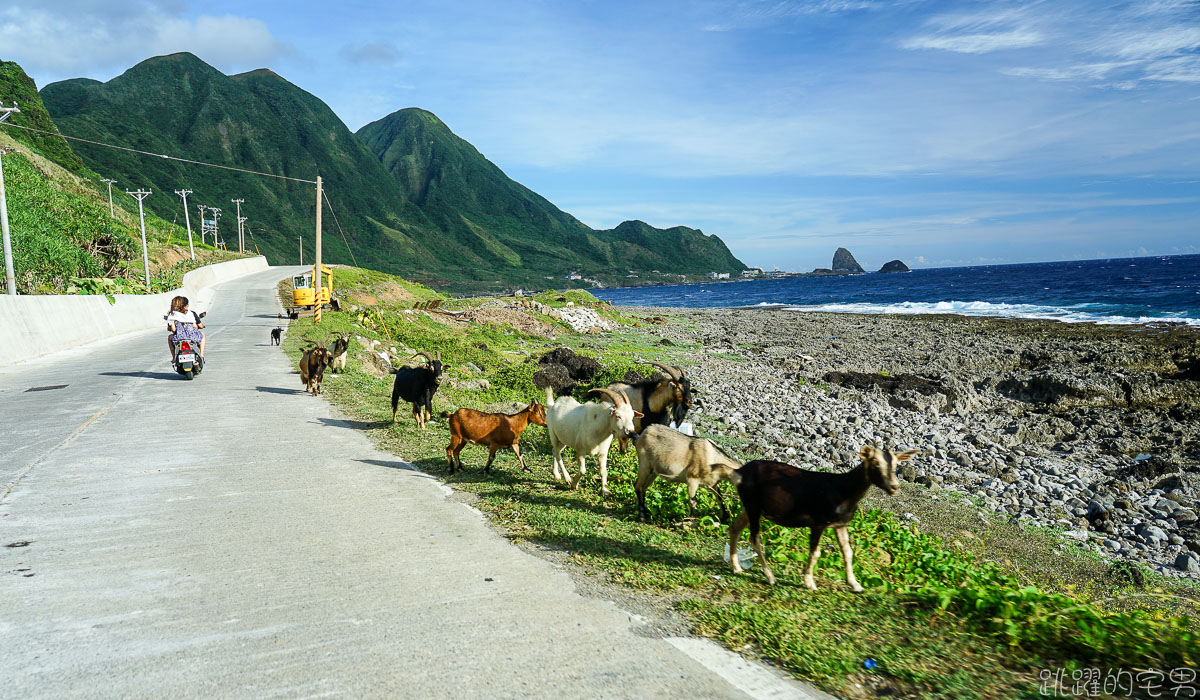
<box><xmin>850</xmin><ymin>585</ymin><xmax>865</xmax><ymax>594</ymax></box>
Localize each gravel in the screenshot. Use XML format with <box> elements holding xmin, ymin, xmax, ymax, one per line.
<box><xmin>641</xmin><ymin>307</ymin><xmax>1200</xmax><ymax>580</ymax></box>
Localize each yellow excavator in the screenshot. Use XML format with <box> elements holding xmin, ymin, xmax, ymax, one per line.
<box><xmin>286</xmin><ymin>264</ymin><xmax>339</xmax><ymax>317</ymax></box>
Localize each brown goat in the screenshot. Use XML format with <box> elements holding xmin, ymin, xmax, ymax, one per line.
<box><xmin>298</xmin><ymin>336</ymin><xmax>332</xmax><ymax>396</ymax></box>
<box><xmin>445</xmin><ymin>400</ymin><xmax>547</xmax><ymax>474</ymax></box>
<box><xmin>728</xmin><ymin>446</ymin><xmax>917</xmax><ymax>591</ymax></box>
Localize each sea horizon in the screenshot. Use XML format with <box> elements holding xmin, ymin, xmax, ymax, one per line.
<box><xmin>592</xmin><ymin>252</ymin><xmax>1200</xmax><ymax>327</ymax></box>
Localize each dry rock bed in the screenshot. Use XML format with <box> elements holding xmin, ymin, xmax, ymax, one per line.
<box><xmin>643</xmin><ymin>307</ymin><xmax>1200</xmax><ymax>580</ymax></box>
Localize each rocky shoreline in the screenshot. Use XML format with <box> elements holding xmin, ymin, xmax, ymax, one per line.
<box><xmin>638</xmin><ymin>307</ymin><xmax>1200</xmax><ymax>579</ymax></box>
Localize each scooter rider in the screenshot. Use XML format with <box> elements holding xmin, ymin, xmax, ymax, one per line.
<box><xmin>166</xmin><ymin>295</ymin><xmax>206</xmax><ymax>363</ymax></box>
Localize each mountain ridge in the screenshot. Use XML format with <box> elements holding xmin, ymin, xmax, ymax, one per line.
<box><xmin>37</xmin><ymin>52</ymin><xmax>745</xmax><ymax>291</ymax></box>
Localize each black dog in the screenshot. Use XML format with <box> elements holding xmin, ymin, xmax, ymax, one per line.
<box><xmin>270</xmin><ymin>327</ymin><xmax>283</xmax><ymax>345</ymax></box>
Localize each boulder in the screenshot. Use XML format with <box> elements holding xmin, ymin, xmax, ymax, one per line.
<box><xmin>832</xmin><ymin>247</ymin><xmax>865</xmax><ymax>273</ymax></box>
<box><xmin>878</xmin><ymin>259</ymin><xmax>910</xmax><ymax>273</ymax></box>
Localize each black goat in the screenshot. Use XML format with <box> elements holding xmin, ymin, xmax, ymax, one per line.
<box><xmin>728</xmin><ymin>446</ymin><xmax>917</xmax><ymax>591</ymax></box>
<box><xmin>391</xmin><ymin>351</ymin><xmax>445</xmax><ymax>429</ymax></box>
<box><xmin>602</xmin><ymin>362</ymin><xmax>693</xmax><ymax>452</ymax></box>
<box><xmin>270</xmin><ymin>327</ymin><xmax>283</xmax><ymax>345</ymax></box>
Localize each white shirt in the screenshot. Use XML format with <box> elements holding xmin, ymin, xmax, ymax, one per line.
<box><xmin>167</xmin><ymin>310</ymin><xmax>199</xmax><ymax>326</ymax></box>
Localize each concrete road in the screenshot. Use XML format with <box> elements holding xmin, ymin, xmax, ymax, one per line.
<box><xmin>0</xmin><ymin>267</ymin><xmax>828</xmax><ymax>699</ymax></box>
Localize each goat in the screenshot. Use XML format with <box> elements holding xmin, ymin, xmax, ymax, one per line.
<box><xmin>602</xmin><ymin>362</ymin><xmax>693</xmax><ymax>453</ymax></box>
<box><xmin>298</xmin><ymin>336</ymin><xmax>332</xmax><ymax>396</ymax></box>
<box><xmin>446</xmin><ymin>400</ymin><xmax>547</xmax><ymax>474</ymax></box>
<box><xmin>633</xmin><ymin>424</ymin><xmax>741</xmax><ymax>522</ymax></box>
<box><xmin>391</xmin><ymin>351</ymin><xmax>445</xmax><ymax>429</ymax></box>
<box><xmin>328</xmin><ymin>332</ymin><xmax>350</xmax><ymax>373</ymax></box>
<box><xmin>544</xmin><ymin>386</ymin><xmax>642</xmax><ymax>495</ymax></box>
<box><xmin>270</xmin><ymin>327</ymin><xmax>282</xmax><ymax>345</ymax></box>
<box><xmin>727</xmin><ymin>446</ymin><xmax>916</xmax><ymax>591</ymax></box>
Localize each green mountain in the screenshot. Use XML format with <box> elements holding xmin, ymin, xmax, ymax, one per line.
<box><xmin>0</xmin><ymin>60</ymin><xmax>84</xmax><ymax>171</ymax></box>
<box><xmin>356</xmin><ymin>108</ymin><xmax>745</xmax><ymax>281</ymax></box>
<box><xmin>39</xmin><ymin>53</ymin><xmax>745</xmax><ymax>291</ymax></box>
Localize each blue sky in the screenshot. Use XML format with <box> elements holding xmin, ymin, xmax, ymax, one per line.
<box><xmin>2</xmin><ymin>0</ymin><xmax>1199</xmax><ymax>271</ymax></box>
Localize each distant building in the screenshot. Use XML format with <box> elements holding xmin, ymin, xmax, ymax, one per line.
<box><xmin>741</xmin><ymin>268</ymin><xmax>762</xmax><ymax>278</ymax></box>
<box><xmin>707</xmin><ymin>271</ymin><xmax>730</xmax><ymax>279</ymax></box>
<box><xmin>565</xmin><ymin>272</ymin><xmax>582</xmax><ymax>280</ymax></box>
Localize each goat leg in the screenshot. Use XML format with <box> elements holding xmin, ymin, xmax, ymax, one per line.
<box><xmin>634</xmin><ymin>471</ymin><xmax>656</xmax><ymax>522</ymax></box>
<box><xmin>686</xmin><ymin>480</ymin><xmax>700</xmax><ymax>519</ymax></box>
<box><xmin>484</xmin><ymin>446</ymin><xmax>498</xmax><ymax>474</ymax></box>
<box><xmin>598</xmin><ymin>451</ymin><xmax>610</xmax><ymax>496</ymax></box>
<box><xmin>708</xmin><ymin>484</ymin><xmax>731</xmax><ymax>522</ymax></box>
<box><xmin>802</xmin><ymin>527</ymin><xmax>824</xmax><ymax>591</ymax></box>
<box><xmin>749</xmin><ymin>515</ymin><xmax>775</xmax><ymax>585</ymax></box>
<box><xmin>728</xmin><ymin>511</ymin><xmax>749</xmax><ymax>575</ymax></box>
<box><xmin>568</xmin><ymin>455</ymin><xmax>587</xmax><ymax>490</ymax></box>
<box><xmin>512</xmin><ymin>444</ymin><xmax>531</xmax><ymax>473</ymax></box>
<box><xmin>835</xmin><ymin>526</ymin><xmax>863</xmax><ymax>593</ymax></box>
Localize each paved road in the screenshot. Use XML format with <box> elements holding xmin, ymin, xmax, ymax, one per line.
<box><xmin>0</xmin><ymin>267</ymin><xmax>827</xmax><ymax>699</ymax></box>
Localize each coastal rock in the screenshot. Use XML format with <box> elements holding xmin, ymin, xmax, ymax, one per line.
<box><xmin>832</xmin><ymin>247</ymin><xmax>865</xmax><ymax>273</ymax></box>
<box><xmin>878</xmin><ymin>259</ymin><xmax>910</xmax><ymax>273</ymax></box>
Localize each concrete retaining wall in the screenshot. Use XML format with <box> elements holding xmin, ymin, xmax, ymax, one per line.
<box><xmin>0</xmin><ymin>256</ymin><xmax>269</xmax><ymax>368</ymax></box>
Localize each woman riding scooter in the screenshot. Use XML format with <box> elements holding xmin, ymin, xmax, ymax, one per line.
<box><xmin>166</xmin><ymin>295</ymin><xmax>205</xmax><ymax>363</ymax></box>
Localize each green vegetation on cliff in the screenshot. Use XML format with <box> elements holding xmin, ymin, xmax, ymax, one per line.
<box><xmin>36</xmin><ymin>54</ymin><xmax>744</xmax><ymax>292</ymax></box>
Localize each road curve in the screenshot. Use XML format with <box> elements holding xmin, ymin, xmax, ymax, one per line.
<box><xmin>0</xmin><ymin>267</ymin><xmax>827</xmax><ymax>699</ymax></box>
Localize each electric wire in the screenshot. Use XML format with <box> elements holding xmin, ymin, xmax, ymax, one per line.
<box><xmin>0</xmin><ymin>121</ymin><xmax>317</xmax><ymax>183</ymax></box>
<box><xmin>322</xmin><ymin>189</ymin><xmax>359</xmax><ymax>268</ymax></box>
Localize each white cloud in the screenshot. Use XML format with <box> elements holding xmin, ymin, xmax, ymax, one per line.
<box><xmin>1001</xmin><ymin>62</ymin><xmax>1131</xmax><ymax>82</ymax></box>
<box><xmin>0</xmin><ymin>2</ymin><xmax>292</xmax><ymax>82</ymax></box>
<box><xmin>903</xmin><ymin>29</ymin><xmax>1044</xmax><ymax>54</ymax></box>
<box><xmin>1105</xmin><ymin>27</ymin><xmax>1200</xmax><ymax>60</ymax></box>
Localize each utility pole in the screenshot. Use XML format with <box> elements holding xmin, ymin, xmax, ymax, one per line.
<box><xmin>315</xmin><ymin>175</ymin><xmax>323</xmax><ymax>325</ymax></box>
<box><xmin>0</xmin><ymin>146</ymin><xmax>16</xmax><ymax>296</ymax></box>
<box><xmin>175</xmin><ymin>189</ymin><xmax>194</xmax><ymax>260</ymax></box>
<box><xmin>238</xmin><ymin>216</ymin><xmax>248</xmax><ymax>253</ymax></box>
<box><xmin>299</xmin><ymin>235</ymin><xmax>303</xmax><ymax>266</ymax></box>
<box><xmin>101</xmin><ymin>178</ymin><xmax>117</xmax><ymax>217</ymax></box>
<box><xmin>196</xmin><ymin>204</ymin><xmax>207</xmax><ymax>245</ymax></box>
<box><xmin>210</xmin><ymin>207</ymin><xmax>222</xmax><ymax>245</ymax></box>
<box><xmin>1</xmin><ymin>102</ymin><xmax>20</xmax><ymax>296</ymax></box>
<box><xmin>231</xmin><ymin>198</ymin><xmax>244</xmax><ymax>252</ymax></box>
<box><xmin>126</xmin><ymin>189</ymin><xmax>153</xmax><ymax>290</ymax></box>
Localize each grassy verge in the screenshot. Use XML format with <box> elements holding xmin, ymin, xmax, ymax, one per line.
<box><xmin>279</xmin><ymin>267</ymin><xmax>1198</xmax><ymax>699</ymax></box>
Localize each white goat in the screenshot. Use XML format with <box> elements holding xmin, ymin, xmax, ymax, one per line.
<box><xmin>633</xmin><ymin>424</ymin><xmax>742</xmax><ymax>521</ymax></box>
<box><xmin>544</xmin><ymin>386</ymin><xmax>642</xmax><ymax>495</ymax></box>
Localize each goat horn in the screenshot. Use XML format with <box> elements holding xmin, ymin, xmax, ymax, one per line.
<box><xmin>644</xmin><ymin>361</ymin><xmax>681</xmax><ymax>380</ymax></box>
<box><xmin>587</xmin><ymin>387</ymin><xmax>626</xmax><ymax>406</ymax></box>
<box><xmin>412</xmin><ymin>351</ymin><xmax>435</xmax><ymax>364</ymax></box>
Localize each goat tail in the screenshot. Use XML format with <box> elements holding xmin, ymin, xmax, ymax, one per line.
<box><xmin>544</xmin><ymin>386</ymin><xmax>556</xmax><ymax>407</ymax></box>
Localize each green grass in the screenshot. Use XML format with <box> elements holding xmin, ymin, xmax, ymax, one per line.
<box><xmin>277</xmin><ymin>268</ymin><xmax>1199</xmax><ymax>698</ymax></box>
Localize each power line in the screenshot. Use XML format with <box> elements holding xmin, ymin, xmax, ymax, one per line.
<box><xmin>0</xmin><ymin>121</ymin><xmax>317</xmax><ymax>184</ymax></box>
<box><xmin>322</xmin><ymin>189</ymin><xmax>359</xmax><ymax>268</ymax></box>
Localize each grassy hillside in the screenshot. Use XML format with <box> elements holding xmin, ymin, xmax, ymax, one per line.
<box><xmin>0</xmin><ymin>60</ymin><xmax>243</xmax><ymax>294</ymax></box>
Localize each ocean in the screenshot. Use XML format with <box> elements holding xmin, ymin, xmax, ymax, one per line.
<box><xmin>591</xmin><ymin>254</ymin><xmax>1200</xmax><ymax>326</ymax></box>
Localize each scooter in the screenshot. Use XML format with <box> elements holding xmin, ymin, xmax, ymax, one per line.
<box><xmin>172</xmin><ymin>338</ymin><xmax>204</xmax><ymax>379</ymax></box>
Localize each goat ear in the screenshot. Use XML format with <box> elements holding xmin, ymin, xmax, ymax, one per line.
<box><xmin>858</xmin><ymin>446</ymin><xmax>875</xmax><ymax>460</ymax></box>
<box><xmin>896</xmin><ymin>449</ymin><xmax>919</xmax><ymax>462</ymax></box>
<box><xmin>633</xmin><ymin>410</ymin><xmax>644</xmax><ymax>418</ymax></box>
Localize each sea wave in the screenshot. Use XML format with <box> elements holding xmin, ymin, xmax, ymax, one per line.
<box><xmin>781</xmin><ymin>300</ymin><xmax>1200</xmax><ymax>326</ymax></box>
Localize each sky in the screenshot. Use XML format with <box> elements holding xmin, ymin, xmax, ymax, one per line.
<box><xmin>2</xmin><ymin>0</ymin><xmax>1199</xmax><ymax>272</ymax></box>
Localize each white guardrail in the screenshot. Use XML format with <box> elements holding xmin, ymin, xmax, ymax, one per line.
<box><xmin>0</xmin><ymin>256</ymin><xmax>269</xmax><ymax>368</ymax></box>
